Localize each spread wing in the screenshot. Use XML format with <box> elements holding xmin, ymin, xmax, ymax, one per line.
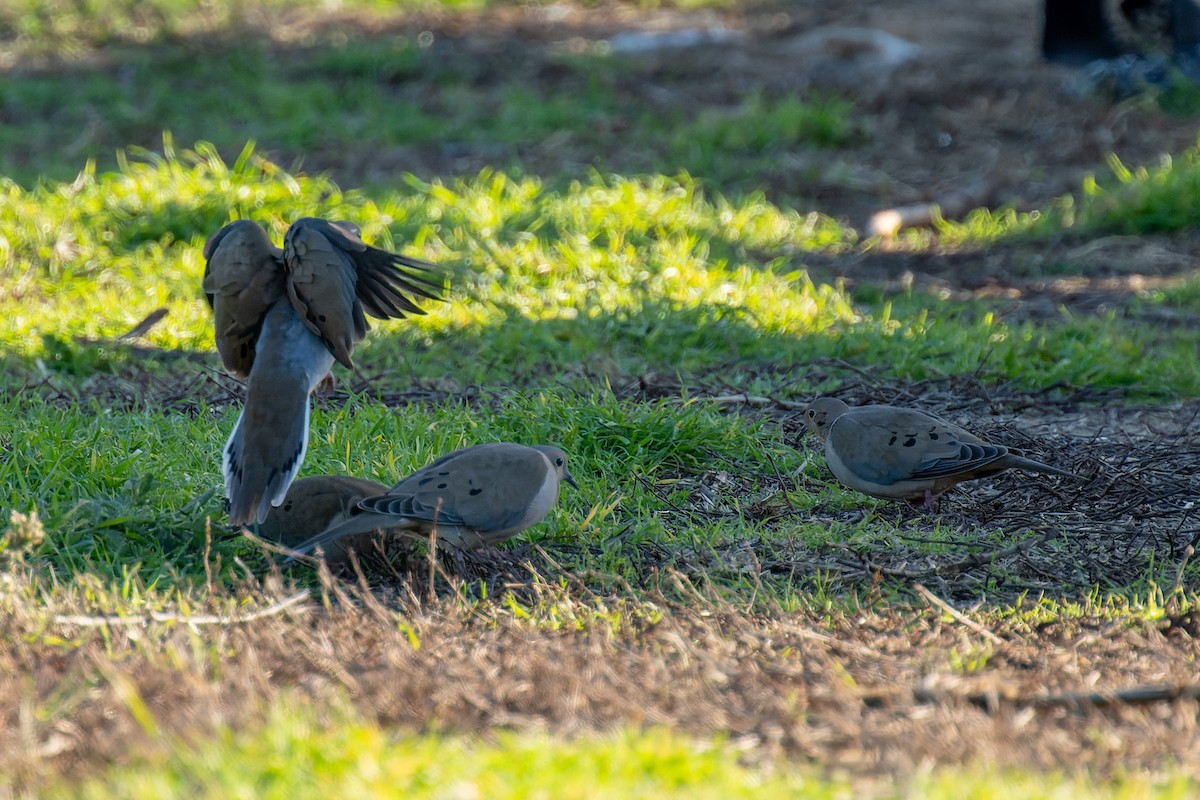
<box><xmin>201</xmin><ymin>220</ymin><xmax>286</xmax><ymax>379</ymax></box>
<box><xmin>282</xmin><ymin>217</ymin><xmax>445</xmax><ymax>371</ymax></box>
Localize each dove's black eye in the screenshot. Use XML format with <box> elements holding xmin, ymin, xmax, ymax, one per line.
<box><xmin>807</xmin><ymin>409</ymin><xmax>816</xmax><ymax>418</ymax></box>
<box><xmin>556</xmin><ymin>457</ymin><xmax>564</xmax><ymax>467</ymax></box>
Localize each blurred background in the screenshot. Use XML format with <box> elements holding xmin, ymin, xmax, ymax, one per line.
<box><xmin>5</xmin><ymin>0</ymin><xmax>1198</xmax><ymax>224</ymax></box>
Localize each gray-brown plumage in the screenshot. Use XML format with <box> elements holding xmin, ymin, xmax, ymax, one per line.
<box><xmin>202</xmin><ymin>218</ymin><xmax>444</xmax><ymax>525</ymax></box>
<box><xmin>282</xmin><ymin>218</ymin><xmax>441</xmax><ymax>371</ymax></box>
<box><xmin>257</xmin><ymin>475</ymin><xmax>392</xmax><ymax>565</ymax></box>
<box><xmin>802</xmin><ymin>397</ymin><xmax>1083</xmax><ymax>504</ymax></box>
<box><xmin>202</xmin><ymin>220</ymin><xmax>286</xmax><ymax>379</ymax></box>
<box><xmin>284</xmin><ymin>443</ymin><xmax>578</xmax><ymax>563</ymax></box>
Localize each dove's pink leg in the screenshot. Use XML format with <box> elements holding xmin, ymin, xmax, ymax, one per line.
<box><xmin>906</xmin><ymin>489</ymin><xmax>940</xmax><ymax>511</ymax></box>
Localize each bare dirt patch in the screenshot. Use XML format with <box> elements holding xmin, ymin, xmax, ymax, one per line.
<box><xmin>620</xmin><ymin>375</ymin><xmax>1200</xmax><ymax>601</ymax></box>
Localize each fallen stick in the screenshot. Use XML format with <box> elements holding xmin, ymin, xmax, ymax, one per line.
<box><xmin>52</xmin><ymin>589</ymin><xmax>311</xmax><ymax>627</ymax></box>
<box><xmin>914</xmin><ymin>582</ymin><xmax>1004</xmax><ymax>644</ymax></box>
<box><xmin>867</xmin><ymin>179</ymin><xmax>993</xmax><ymax>238</ymax></box>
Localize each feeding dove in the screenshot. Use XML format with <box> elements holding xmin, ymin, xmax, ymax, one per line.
<box><xmin>203</xmin><ymin>218</ymin><xmax>443</xmax><ymax>525</ymax></box>
<box><xmin>257</xmin><ymin>475</ymin><xmax>392</xmax><ymax>565</ymax></box>
<box><xmin>801</xmin><ymin>397</ymin><xmax>1083</xmax><ymax>505</ymax></box>
<box><xmin>284</xmin><ymin>443</ymin><xmax>578</xmax><ymax>563</ymax></box>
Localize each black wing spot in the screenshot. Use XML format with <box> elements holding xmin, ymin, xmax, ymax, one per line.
<box><xmin>903</xmin><ymin>436</ymin><xmax>917</xmax><ymax>447</ymax></box>
<box><xmin>437</xmin><ymin>483</ymin><xmax>448</xmax><ymax>489</ymax></box>
<box><xmin>469</xmin><ymin>488</ymin><xmax>482</xmax><ymax>496</ymax></box>
<box><xmin>283</xmin><ymin>502</ymin><xmax>293</xmax><ymax>511</ymax></box>
<box><xmin>318</xmin><ymin>314</ymin><xmax>327</xmax><ymax>322</ymax></box>
<box><xmin>438</xmin><ymin>471</ymin><xmax>450</xmax><ymax>476</ymax></box>
<box><xmin>418</xmin><ymin>477</ymin><xmax>434</xmax><ymax>486</ymax></box>
<box><xmin>929</xmin><ymin>432</ymin><xmax>939</xmax><ymax>440</ymax></box>
<box><xmin>888</xmin><ymin>436</ymin><xmax>897</xmax><ymax>446</ymax></box>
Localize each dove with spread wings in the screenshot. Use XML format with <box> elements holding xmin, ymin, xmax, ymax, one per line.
<box><xmin>202</xmin><ymin>217</ymin><xmax>444</xmax><ymax>525</ymax></box>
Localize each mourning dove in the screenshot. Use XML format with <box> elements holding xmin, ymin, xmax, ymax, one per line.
<box><xmin>802</xmin><ymin>397</ymin><xmax>1083</xmax><ymax>505</ymax></box>
<box><xmin>257</xmin><ymin>475</ymin><xmax>391</xmax><ymax>565</ymax></box>
<box><xmin>202</xmin><ymin>218</ymin><xmax>444</xmax><ymax>525</ymax></box>
<box><xmin>284</xmin><ymin>443</ymin><xmax>578</xmax><ymax>563</ymax></box>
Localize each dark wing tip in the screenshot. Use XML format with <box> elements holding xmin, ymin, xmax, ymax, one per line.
<box><xmin>287</xmin><ymin>217</ymin><xmax>448</xmax><ymax>319</ymax></box>
<box><xmin>354</xmin><ymin>249</ymin><xmax>447</xmax><ymax>320</ymax></box>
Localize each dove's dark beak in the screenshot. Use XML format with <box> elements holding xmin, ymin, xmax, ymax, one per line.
<box><xmin>563</xmin><ymin>470</ymin><xmax>579</xmax><ymax>490</ymax></box>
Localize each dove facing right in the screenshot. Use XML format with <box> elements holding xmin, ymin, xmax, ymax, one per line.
<box><xmin>283</xmin><ymin>443</ymin><xmax>578</xmax><ymax>564</ymax></box>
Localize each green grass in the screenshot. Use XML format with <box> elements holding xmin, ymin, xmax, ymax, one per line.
<box><xmin>1</xmin><ymin>141</ymin><xmax>1198</xmax><ymax>598</ymax></box>
<box><xmin>45</xmin><ymin>697</ymin><xmax>1196</xmax><ymax>799</ymax></box>
<box><xmin>0</xmin><ymin>149</ymin><xmax>1194</xmax><ymax>800</ymax></box>
<box><xmin>58</xmin><ymin>706</ymin><xmax>825</xmax><ymax>799</ymax></box>
<box><xmin>933</xmin><ymin>145</ymin><xmax>1200</xmax><ymax>244</ymax></box>
<box><xmin>0</xmin><ymin>386</ymin><xmax>797</xmax><ymax>585</ymax></box>
<box><xmin>4</xmin><ymin>144</ymin><xmax>1198</xmax><ymax>400</ymax></box>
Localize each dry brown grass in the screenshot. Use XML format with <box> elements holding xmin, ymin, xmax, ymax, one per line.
<box><xmin>3</xmin><ymin>555</ymin><xmax>1199</xmax><ymax>792</ymax></box>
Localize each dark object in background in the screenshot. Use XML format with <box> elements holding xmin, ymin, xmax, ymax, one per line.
<box><xmin>1172</xmin><ymin>0</ymin><xmax>1200</xmax><ymax>48</ymax></box>
<box><xmin>1043</xmin><ymin>0</ymin><xmax>1127</xmax><ymax>64</ymax></box>
<box><xmin>1043</xmin><ymin>0</ymin><xmax>1200</xmax><ymax>64</ymax></box>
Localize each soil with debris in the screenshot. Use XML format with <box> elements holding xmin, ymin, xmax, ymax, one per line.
<box><xmin>4</xmin><ymin>576</ymin><xmax>1200</xmax><ymax>788</ymax></box>
<box><xmin>7</xmin><ymin>366</ymin><xmax>1200</xmax><ymax>789</ymax></box>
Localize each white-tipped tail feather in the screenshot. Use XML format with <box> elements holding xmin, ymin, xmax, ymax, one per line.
<box><xmin>223</xmin><ymin>301</ymin><xmax>333</xmax><ymax>526</ymax></box>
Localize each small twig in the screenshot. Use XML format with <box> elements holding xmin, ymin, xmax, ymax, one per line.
<box><xmin>52</xmin><ymin>590</ymin><xmax>311</xmax><ymax>627</ymax></box>
<box><xmin>866</xmin><ymin>178</ymin><xmax>992</xmax><ymax>238</ymax></box>
<box><xmin>831</xmin><ymin>528</ymin><xmax>1056</xmax><ymax>582</ymax></box>
<box><xmin>762</xmin><ymin>448</ymin><xmax>798</xmax><ymax>511</ymax></box>
<box><xmin>532</xmin><ymin>544</ymin><xmax>569</xmax><ymax>578</ymax></box>
<box><xmin>741</xmin><ymin>540</ymin><xmax>764</xmax><ymax>612</ymax></box>
<box><xmin>665</xmin><ymin>393</ymin><xmax>803</xmax><ymax>410</ymax></box>
<box><xmin>1173</xmin><ymin>544</ymin><xmax>1194</xmax><ymax>594</ymax></box>
<box><xmin>203</xmin><ymin>517</ymin><xmax>215</xmax><ymax>594</ymax></box>
<box><xmin>930</xmin><ymin>529</ymin><xmax>1055</xmax><ymax>577</ymax></box>
<box><xmin>914</xmin><ymin>582</ymin><xmax>1003</xmax><ymax>645</ymax></box>
<box><xmin>245</xmin><ymin>528</ymin><xmax>310</xmax><ymax>561</ymax></box>
<box><xmin>1025</xmin><ymin>683</ymin><xmax>1200</xmax><ymax>708</ymax></box>
<box><xmin>118</xmin><ymin>307</ymin><xmax>170</xmax><ymax>340</ymax></box>
<box><xmin>911</xmin><ymin>682</ymin><xmax>1200</xmax><ymax>710</ymax></box>
<box><xmin>427</xmin><ymin>514</ymin><xmax>440</xmax><ymax>605</ymax></box>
